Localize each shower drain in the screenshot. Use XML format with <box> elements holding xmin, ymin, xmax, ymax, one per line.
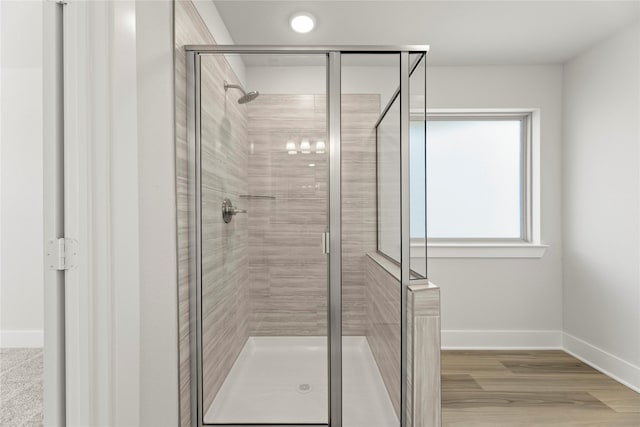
<box><xmin>296</xmin><ymin>383</ymin><xmax>312</xmax><ymax>394</ymax></box>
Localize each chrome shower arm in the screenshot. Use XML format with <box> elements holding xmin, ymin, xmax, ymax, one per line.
<box><xmin>223</xmin><ymin>81</ymin><xmax>248</xmax><ymax>95</ymax></box>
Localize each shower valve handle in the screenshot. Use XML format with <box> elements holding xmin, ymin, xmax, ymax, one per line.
<box><xmin>222</xmin><ymin>198</ymin><xmax>247</xmax><ymax>223</ymax></box>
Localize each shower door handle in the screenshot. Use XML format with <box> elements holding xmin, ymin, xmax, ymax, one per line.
<box><xmin>321</xmin><ymin>231</ymin><xmax>330</xmax><ymax>254</ymax></box>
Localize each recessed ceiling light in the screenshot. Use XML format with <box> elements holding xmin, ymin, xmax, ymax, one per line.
<box><xmin>290</xmin><ymin>12</ymin><xmax>315</xmax><ymax>34</ymax></box>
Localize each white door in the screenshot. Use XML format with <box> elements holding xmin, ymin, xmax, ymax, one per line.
<box><xmin>43</xmin><ymin>1</ymin><xmax>138</xmax><ymax>425</ymax></box>
<box><xmin>43</xmin><ymin>2</ymin><xmax>178</xmax><ymax>425</ymax></box>
<box><xmin>52</xmin><ymin>1</ymin><xmax>145</xmax><ymax>425</ymax></box>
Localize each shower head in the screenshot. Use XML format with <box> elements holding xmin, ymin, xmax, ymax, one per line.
<box><xmin>238</xmin><ymin>91</ymin><xmax>259</xmax><ymax>104</ymax></box>
<box><xmin>224</xmin><ymin>81</ymin><xmax>260</xmax><ymax>104</ymax></box>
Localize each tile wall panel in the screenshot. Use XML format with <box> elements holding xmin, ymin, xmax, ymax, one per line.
<box><xmin>246</xmin><ymin>94</ymin><xmax>379</xmax><ymax>337</ymax></box>
<box><xmin>199</xmin><ymin>54</ymin><xmax>251</xmax><ymax>412</ymax></box>
<box><xmin>341</xmin><ymin>94</ymin><xmax>380</xmax><ymax>335</ymax></box>
<box><xmin>365</xmin><ymin>254</ymin><xmax>402</xmax><ymax>417</ymax></box>
<box><xmin>246</xmin><ymin>94</ymin><xmax>329</xmax><ymax>336</ymax></box>
<box><xmin>175</xmin><ymin>1</ymin><xmax>250</xmax><ymax>424</ymax></box>
<box><xmin>407</xmin><ymin>283</ymin><xmax>441</xmax><ymax>427</ymax></box>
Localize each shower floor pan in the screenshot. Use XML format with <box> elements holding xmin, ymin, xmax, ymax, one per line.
<box><xmin>204</xmin><ymin>336</ymin><xmax>398</xmax><ymax>426</ymax></box>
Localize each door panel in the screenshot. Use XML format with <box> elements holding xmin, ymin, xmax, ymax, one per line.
<box><xmin>196</xmin><ymin>53</ymin><xmax>330</xmax><ymax>426</ymax></box>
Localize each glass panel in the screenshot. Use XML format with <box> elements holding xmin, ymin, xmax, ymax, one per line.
<box><xmin>426</xmin><ymin>119</ymin><xmax>523</xmax><ymax>239</ymax></box>
<box><xmin>409</xmin><ymin>54</ymin><xmax>427</xmax><ymax>278</ymax></box>
<box><xmin>377</xmin><ymin>99</ymin><xmax>401</xmax><ymax>262</ymax></box>
<box><xmin>198</xmin><ymin>53</ymin><xmax>328</xmax><ymax>425</ymax></box>
<box><xmin>342</xmin><ymin>53</ymin><xmax>401</xmax><ymax>427</ymax></box>
<box><xmin>377</xmin><ymin>54</ymin><xmax>428</xmax><ymax>271</ymax></box>
<box><xmin>410</xmin><ymin>121</ymin><xmax>426</xmax><ymax>239</ymax></box>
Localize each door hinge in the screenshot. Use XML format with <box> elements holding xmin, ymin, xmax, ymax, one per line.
<box><xmin>322</xmin><ymin>231</ymin><xmax>330</xmax><ymax>254</ymax></box>
<box><xmin>46</xmin><ymin>238</ymin><xmax>78</xmax><ymax>271</ymax></box>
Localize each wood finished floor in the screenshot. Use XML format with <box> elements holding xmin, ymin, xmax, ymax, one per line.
<box><xmin>442</xmin><ymin>350</ymin><xmax>640</xmax><ymax>426</ymax></box>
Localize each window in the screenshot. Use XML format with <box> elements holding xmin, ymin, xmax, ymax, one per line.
<box><xmin>411</xmin><ymin>113</ymin><xmax>532</xmax><ymax>242</ymax></box>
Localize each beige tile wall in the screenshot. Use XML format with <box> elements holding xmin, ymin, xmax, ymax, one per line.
<box><xmin>365</xmin><ymin>254</ymin><xmax>442</xmax><ymax>425</ymax></box>
<box><xmin>246</xmin><ymin>94</ymin><xmax>329</xmax><ymax>335</ymax></box>
<box><xmin>407</xmin><ymin>282</ymin><xmax>441</xmax><ymax>427</ymax></box>
<box><xmin>199</xmin><ymin>54</ymin><xmax>251</xmax><ymax>412</ymax></box>
<box><xmin>245</xmin><ymin>94</ymin><xmax>380</xmax><ymax>336</ymax></box>
<box><xmin>175</xmin><ymin>1</ymin><xmax>251</xmax><ymax>424</ymax></box>
<box><xmin>341</xmin><ymin>95</ymin><xmax>380</xmax><ymax>335</ymax></box>
<box><xmin>365</xmin><ymin>254</ymin><xmax>402</xmax><ymax>417</ymax></box>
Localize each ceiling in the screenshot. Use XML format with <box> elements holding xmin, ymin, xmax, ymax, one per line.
<box><xmin>214</xmin><ymin>1</ymin><xmax>640</xmax><ymax>66</ymax></box>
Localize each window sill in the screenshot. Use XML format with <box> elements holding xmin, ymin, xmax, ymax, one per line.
<box><xmin>412</xmin><ymin>243</ymin><xmax>548</xmax><ymax>259</ymax></box>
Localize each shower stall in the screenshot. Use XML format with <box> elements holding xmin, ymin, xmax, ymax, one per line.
<box><xmin>185</xmin><ymin>45</ymin><xmax>436</xmax><ymax>427</ymax></box>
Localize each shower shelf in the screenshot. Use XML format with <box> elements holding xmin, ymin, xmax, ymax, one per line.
<box><xmin>240</xmin><ymin>195</ymin><xmax>276</xmax><ymax>200</ymax></box>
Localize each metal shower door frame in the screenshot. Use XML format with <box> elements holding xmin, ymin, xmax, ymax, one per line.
<box><xmin>185</xmin><ymin>45</ymin><xmax>429</xmax><ymax>427</ymax></box>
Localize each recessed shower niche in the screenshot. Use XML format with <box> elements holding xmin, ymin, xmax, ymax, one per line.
<box><xmin>185</xmin><ymin>45</ymin><xmax>438</xmax><ymax>427</ymax></box>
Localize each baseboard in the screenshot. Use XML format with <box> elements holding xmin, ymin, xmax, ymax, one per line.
<box><xmin>563</xmin><ymin>332</ymin><xmax>640</xmax><ymax>393</ymax></box>
<box><xmin>442</xmin><ymin>329</ymin><xmax>563</xmax><ymax>349</ymax></box>
<box><xmin>0</xmin><ymin>330</ymin><xmax>44</xmax><ymax>348</ymax></box>
<box><xmin>2</xmin><ymin>329</ymin><xmax>636</xmax><ymax>390</ymax></box>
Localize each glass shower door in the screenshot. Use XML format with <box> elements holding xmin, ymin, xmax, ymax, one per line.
<box><xmin>194</xmin><ymin>52</ymin><xmax>330</xmax><ymax>425</ymax></box>
<box><xmin>187</xmin><ymin>46</ymin><xmax>429</xmax><ymax>427</ymax></box>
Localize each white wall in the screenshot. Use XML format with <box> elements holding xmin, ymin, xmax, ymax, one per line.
<box><xmin>0</xmin><ymin>0</ymin><xmax>44</xmax><ymax>348</ymax></box>
<box><xmin>563</xmin><ymin>22</ymin><xmax>640</xmax><ymax>390</ymax></box>
<box><xmin>135</xmin><ymin>0</ymin><xmax>179</xmax><ymax>424</ymax></box>
<box><xmin>426</xmin><ymin>66</ymin><xmax>564</xmax><ymax>348</ymax></box>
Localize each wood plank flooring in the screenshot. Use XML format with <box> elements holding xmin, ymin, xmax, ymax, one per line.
<box><xmin>442</xmin><ymin>350</ymin><xmax>640</xmax><ymax>426</ymax></box>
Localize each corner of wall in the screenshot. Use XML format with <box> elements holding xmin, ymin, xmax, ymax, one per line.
<box><xmin>560</xmin><ymin>17</ymin><xmax>640</xmax><ymax>391</ymax></box>
<box><xmin>190</xmin><ymin>0</ymin><xmax>246</xmax><ymax>85</ymax></box>
<box><xmin>563</xmin><ymin>332</ymin><xmax>640</xmax><ymax>393</ymax></box>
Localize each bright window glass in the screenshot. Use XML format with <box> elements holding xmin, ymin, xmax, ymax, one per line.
<box><xmin>411</xmin><ymin>118</ymin><xmax>525</xmax><ymax>240</ymax></box>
